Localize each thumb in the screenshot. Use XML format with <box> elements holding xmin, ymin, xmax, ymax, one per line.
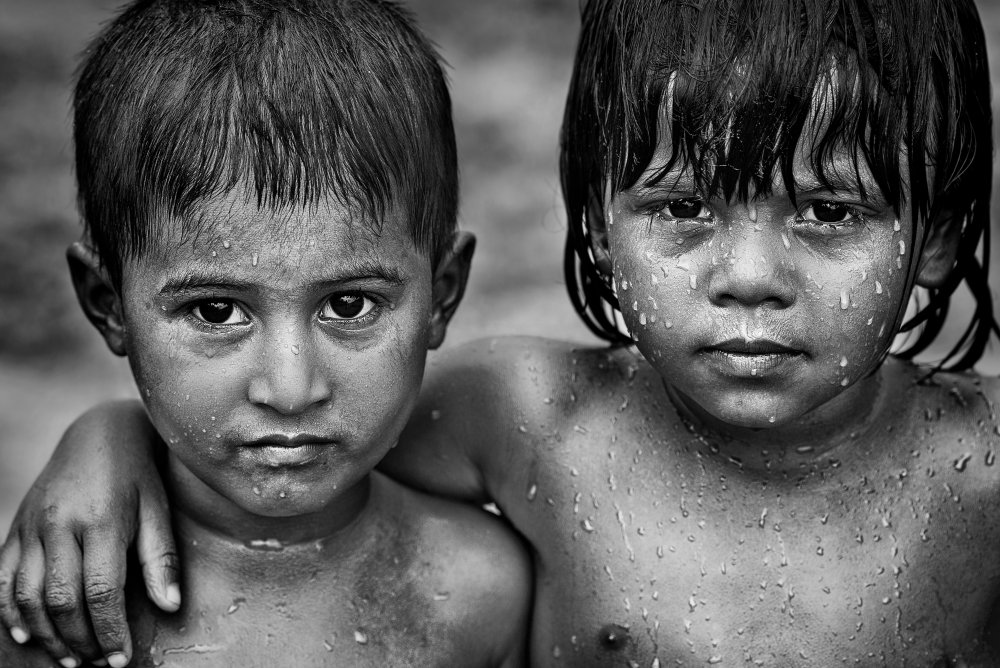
<box><xmin>137</xmin><ymin>491</ymin><xmax>180</xmax><ymax>612</ymax></box>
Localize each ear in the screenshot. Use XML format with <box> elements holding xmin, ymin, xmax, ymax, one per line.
<box><xmin>587</xmin><ymin>186</ymin><xmax>614</xmax><ymax>276</ymax></box>
<box><xmin>915</xmin><ymin>208</ymin><xmax>962</xmax><ymax>289</ymax></box>
<box><xmin>67</xmin><ymin>241</ymin><xmax>128</xmax><ymax>356</ymax></box>
<box><xmin>427</xmin><ymin>231</ymin><xmax>475</xmax><ymax>350</ymax></box>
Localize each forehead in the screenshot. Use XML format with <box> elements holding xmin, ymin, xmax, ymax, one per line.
<box><xmin>146</xmin><ymin>192</ymin><xmax>420</xmax><ymax>266</ymax></box>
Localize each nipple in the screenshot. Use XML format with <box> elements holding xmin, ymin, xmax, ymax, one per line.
<box><xmin>598</xmin><ymin>623</ymin><xmax>631</xmax><ymax>651</ymax></box>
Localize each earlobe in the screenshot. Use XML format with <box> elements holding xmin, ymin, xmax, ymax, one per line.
<box><xmin>427</xmin><ymin>232</ymin><xmax>475</xmax><ymax>350</ymax></box>
<box><xmin>67</xmin><ymin>241</ymin><xmax>128</xmax><ymax>356</ymax></box>
<box><xmin>915</xmin><ymin>209</ymin><xmax>962</xmax><ymax>289</ymax></box>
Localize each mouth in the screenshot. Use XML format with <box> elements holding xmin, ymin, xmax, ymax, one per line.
<box><xmin>702</xmin><ymin>339</ymin><xmax>804</xmax><ymax>376</ymax></box>
<box><xmin>241</xmin><ymin>434</ymin><xmax>336</xmax><ymax>467</ymax></box>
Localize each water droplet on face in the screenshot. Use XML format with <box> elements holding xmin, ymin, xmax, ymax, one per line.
<box><xmin>781</xmin><ymin>232</ymin><xmax>791</xmax><ymax>250</ymax></box>
<box><xmin>211</xmin><ymin>250</ymin><xmax>217</xmax><ymax>257</ymax></box>
<box><xmin>689</xmin><ymin>274</ymin><xmax>698</xmax><ymax>290</ymax></box>
<box><xmin>621</xmin><ymin>279</ymin><xmax>629</xmax><ymax>291</ymax></box>
<box><xmin>893</xmin><ymin>219</ymin><xmax>901</xmax><ymax>232</ymax></box>
<box><xmin>581</xmin><ymin>518</ymin><xmax>596</xmax><ymax>532</ymax></box>
<box><xmin>598</xmin><ymin>623</ymin><xmax>630</xmax><ymax>650</ymax></box>
<box><xmin>251</xmin><ymin>253</ymin><xmax>259</xmax><ymax>266</ymax></box>
<box><xmin>430</xmin><ymin>409</ymin><xmax>441</xmax><ymax>421</ymax></box>
<box><xmin>252</xmin><ymin>486</ymin><xmax>261</xmax><ymax>496</ymax></box>
<box><xmin>527</xmin><ymin>483</ymin><xmax>538</xmax><ymax>501</ymax></box>
<box><xmin>278</xmin><ymin>491</ymin><xmax>287</xmax><ymax>499</ymax></box>
<box><xmin>290</xmin><ymin>345</ymin><xmax>300</xmax><ymax>355</ymax></box>
<box><xmin>354</xmin><ymin>630</ymin><xmax>368</xmax><ymax>645</ymax></box>
<box><xmin>816</xmin><ymin>546</ymin><xmax>824</xmax><ymax>556</ymax></box>
<box><xmin>840</xmin><ymin>289</ymin><xmax>850</xmax><ymax>310</ymax></box>
<box><xmin>987</xmin><ymin>450</ymin><xmax>996</xmax><ymax>466</ymax></box>
<box><xmin>552</xmin><ymin>645</ymin><xmax>561</xmax><ymax>658</ymax></box>
<box><xmin>222</xmin><ymin>240</ymin><xmax>231</xmax><ymax>249</ymax></box>
<box><xmin>953</xmin><ymin>453</ymin><xmax>971</xmax><ymax>472</ymax></box>
<box><xmin>434</xmin><ymin>591</ymin><xmax>450</xmax><ymax>601</ymax></box>
<box><xmin>768</xmin><ymin>416</ymin><xmax>776</xmax><ymax>423</ymax></box>
<box><xmin>899</xmin><ymin>240</ymin><xmax>906</xmax><ymax>256</ymax></box>
<box><xmin>840</xmin><ymin>356</ymin><xmax>848</xmax><ymax>367</ymax></box>
<box><xmin>639</xmin><ymin>313</ymin><xmax>647</xmax><ymax>326</ymax></box>
<box><xmin>664</xmin><ymin>321</ymin><xmax>673</xmax><ymax>329</ymax></box>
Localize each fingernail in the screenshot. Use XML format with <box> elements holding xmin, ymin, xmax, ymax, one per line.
<box><xmin>165</xmin><ymin>583</ymin><xmax>181</xmax><ymax>608</ymax></box>
<box><xmin>107</xmin><ymin>653</ymin><xmax>128</xmax><ymax>668</ymax></box>
<box><xmin>59</xmin><ymin>657</ymin><xmax>80</xmax><ymax>668</ymax></box>
<box><xmin>9</xmin><ymin>626</ymin><xmax>29</xmax><ymax>644</ymax></box>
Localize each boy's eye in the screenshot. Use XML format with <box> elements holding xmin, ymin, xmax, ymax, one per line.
<box><xmin>663</xmin><ymin>197</ymin><xmax>708</xmax><ymax>219</ymax></box>
<box><xmin>801</xmin><ymin>201</ymin><xmax>857</xmax><ymax>225</ymax></box>
<box><xmin>191</xmin><ymin>300</ymin><xmax>249</xmax><ymax>325</ymax></box>
<box><xmin>320</xmin><ymin>292</ymin><xmax>376</xmax><ymax>321</ymax></box>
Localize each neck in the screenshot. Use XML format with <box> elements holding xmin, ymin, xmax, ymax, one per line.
<box><xmin>667</xmin><ymin>361</ymin><xmax>895</xmax><ymax>475</ymax></box>
<box><xmin>165</xmin><ymin>454</ymin><xmax>373</xmax><ymax>549</ymax></box>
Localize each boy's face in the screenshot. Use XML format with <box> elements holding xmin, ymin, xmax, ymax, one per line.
<box><xmin>605</xmin><ymin>133</ymin><xmax>948</xmax><ymax>433</ymax></box>
<box><xmin>86</xmin><ymin>195</ymin><xmax>462</xmax><ymax>519</ymax></box>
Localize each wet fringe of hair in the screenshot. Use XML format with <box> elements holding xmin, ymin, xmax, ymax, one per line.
<box><xmin>561</xmin><ymin>0</ymin><xmax>997</xmax><ymax>370</ymax></box>
<box><xmin>74</xmin><ymin>0</ymin><xmax>457</xmax><ymax>286</ymax></box>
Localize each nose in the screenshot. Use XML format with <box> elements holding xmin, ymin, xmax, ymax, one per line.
<box><xmin>247</xmin><ymin>328</ymin><xmax>331</xmax><ymax>415</ymax></box>
<box><xmin>706</xmin><ymin>216</ymin><xmax>796</xmax><ymax>309</ymax></box>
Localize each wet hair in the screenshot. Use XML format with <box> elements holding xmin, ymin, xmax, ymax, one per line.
<box><xmin>74</xmin><ymin>0</ymin><xmax>457</xmax><ymax>287</ymax></box>
<box><xmin>561</xmin><ymin>0</ymin><xmax>997</xmax><ymax>370</ymax></box>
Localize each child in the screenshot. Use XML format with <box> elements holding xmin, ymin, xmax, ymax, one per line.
<box><xmin>0</xmin><ymin>0</ymin><xmax>533</xmax><ymax>666</ymax></box>
<box><xmin>5</xmin><ymin>0</ymin><xmax>1000</xmax><ymax>665</ymax></box>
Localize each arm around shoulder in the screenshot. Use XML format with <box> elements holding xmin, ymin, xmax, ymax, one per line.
<box><xmin>379</xmin><ymin>336</ymin><xmax>580</xmax><ymax>507</ymax></box>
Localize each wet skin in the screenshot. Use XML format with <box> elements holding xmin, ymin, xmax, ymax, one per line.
<box><xmin>385</xmin><ymin>144</ymin><xmax>1000</xmax><ymax>664</ymax></box>
<box><xmin>401</xmin><ymin>345</ymin><xmax>1000</xmax><ymax>666</ymax></box>
<box><xmin>0</xmin><ymin>197</ymin><xmax>531</xmax><ymax>667</ymax></box>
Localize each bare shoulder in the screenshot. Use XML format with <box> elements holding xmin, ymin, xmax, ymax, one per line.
<box><xmin>886</xmin><ymin>357</ymin><xmax>1000</xmax><ymax>501</ymax></box>
<box><xmin>383</xmin><ymin>474</ymin><xmax>531</xmax><ymax>665</ymax></box>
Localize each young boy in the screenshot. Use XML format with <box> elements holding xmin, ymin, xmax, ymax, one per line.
<box><xmin>5</xmin><ymin>0</ymin><xmax>1000</xmax><ymax>665</ymax></box>
<box><xmin>0</xmin><ymin>0</ymin><xmax>533</xmax><ymax>666</ymax></box>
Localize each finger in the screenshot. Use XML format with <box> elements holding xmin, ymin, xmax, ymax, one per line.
<box><xmin>15</xmin><ymin>539</ymin><xmax>79</xmax><ymax>666</ymax></box>
<box><xmin>44</xmin><ymin>530</ymin><xmax>103</xmax><ymax>661</ymax></box>
<box><xmin>82</xmin><ymin>529</ymin><xmax>131</xmax><ymax>668</ymax></box>
<box><xmin>0</xmin><ymin>534</ymin><xmax>31</xmax><ymax>646</ymax></box>
<box><xmin>137</xmin><ymin>490</ymin><xmax>180</xmax><ymax>612</ymax></box>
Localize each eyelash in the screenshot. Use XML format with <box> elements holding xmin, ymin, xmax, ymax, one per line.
<box><xmin>184</xmin><ymin>292</ymin><xmax>382</xmax><ymax>332</ymax></box>
<box><xmin>646</xmin><ymin>197</ymin><xmax>868</xmax><ymax>231</ymax></box>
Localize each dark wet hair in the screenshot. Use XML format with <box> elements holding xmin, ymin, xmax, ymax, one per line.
<box><xmin>561</xmin><ymin>0</ymin><xmax>996</xmax><ymax>370</ymax></box>
<box><xmin>75</xmin><ymin>0</ymin><xmax>457</xmax><ymax>287</ymax></box>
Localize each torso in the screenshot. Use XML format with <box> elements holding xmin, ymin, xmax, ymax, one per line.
<box><xmin>472</xmin><ymin>338</ymin><xmax>1000</xmax><ymax>667</ymax></box>
<box><xmin>122</xmin><ymin>472</ymin><xmax>527</xmax><ymax>667</ymax></box>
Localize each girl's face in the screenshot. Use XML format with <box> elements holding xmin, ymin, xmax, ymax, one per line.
<box><xmin>604</xmin><ymin>137</ymin><xmax>949</xmax><ymax>433</ymax></box>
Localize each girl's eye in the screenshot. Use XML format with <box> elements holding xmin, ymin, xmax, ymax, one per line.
<box><xmin>191</xmin><ymin>300</ymin><xmax>248</xmax><ymax>326</ymax></box>
<box><xmin>662</xmin><ymin>197</ymin><xmax>709</xmax><ymax>219</ymax></box>
<box><xmin>320</xmin><ymin>292</ymin><xmax>376</xmax><ymax>321</ymax></box>
<box><xmin>801</xmin><ymin>201</ymin><xmax>858</xmax><ymax>226</ymax></box>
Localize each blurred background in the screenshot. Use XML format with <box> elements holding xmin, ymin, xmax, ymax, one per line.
<box><xmin>1</xmin><ymin>0</ymin><xmax>1000</xmax><ymax>533</ymax></box>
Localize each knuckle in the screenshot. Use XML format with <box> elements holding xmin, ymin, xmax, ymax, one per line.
<box><xmin>13</xmin><ymin>583</ymin><xmax>44</xmax><ymax>615</ymax></box>
<box><xmin>44</xmin><ymin>583</ymin><xmax>81</xmax><ymax>618</ymax></box>
<box><xmin>83</xmin><ymin>579</ymin><xmax>120</xmax><ymax>609</ymax></box>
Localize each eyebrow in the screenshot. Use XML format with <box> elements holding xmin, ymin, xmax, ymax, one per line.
<box><xmin>157</xmin><ymin>260</ymin><xmax>406</xmax><ymax>296</ymax></box>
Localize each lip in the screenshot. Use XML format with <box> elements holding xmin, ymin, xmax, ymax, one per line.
<box><xmin>702</xmin><ymin>338</ymin><xmax>804</xmax><ymax>377</ymax></box>
<box><xmin>241</xmin><ymin>434</ymin><xmax>336</xmax><ymax>467</ymax></box>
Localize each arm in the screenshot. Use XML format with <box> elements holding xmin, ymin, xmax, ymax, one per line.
<box><xmin>379</xmin><ymin>337</ymin><xmax>538</xmax><ymax>506</ymax></box>
<box><xmin>0</xmin><ymin>400</ymin><xmax>177</xmax><ymax>667</ymax></box>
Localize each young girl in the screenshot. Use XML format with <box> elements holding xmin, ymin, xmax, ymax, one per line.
<box><xmin>4</xmin><ymin>0</ymin><xmax>999</xmax><ymax>665</ymax></box>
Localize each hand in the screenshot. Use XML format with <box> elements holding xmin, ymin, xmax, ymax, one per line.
<box><xmin>0</xmin><ymin>400</ymin><xmax>179</xmax><ymax>667</ymax></box>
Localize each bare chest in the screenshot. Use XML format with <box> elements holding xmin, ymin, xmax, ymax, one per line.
<box><xmin>516</xmin><ymin>436</ymin><xmax>1000</xmax><ymax>667</ymax></box>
